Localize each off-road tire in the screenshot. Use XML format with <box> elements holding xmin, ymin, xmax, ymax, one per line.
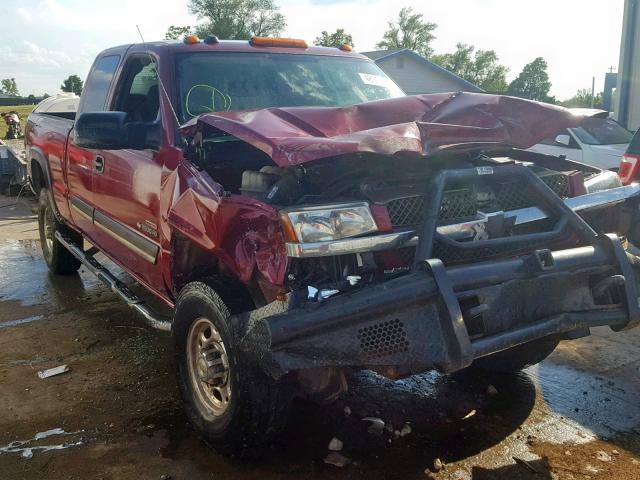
<box><xmin>473</xmin><ymin>336</ymin><xmax>560</xmax><ymax>373</ymax></box>
<box><xmin>38</xmin><ymin>189</ymin><xmax>81</xmax><ymax>274</ymax></box>
<box><xmin>173</xmin><ymin>281</ymin><xmax>293</xmax><ymax>455</ymax></box>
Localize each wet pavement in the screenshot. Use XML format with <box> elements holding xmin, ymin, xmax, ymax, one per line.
<box><xmin>0</xmin><ymin>194</ymin><xmax>639</xmax><ymax>480</ymax></box>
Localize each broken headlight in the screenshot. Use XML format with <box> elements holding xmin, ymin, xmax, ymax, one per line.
<box><xmin>282</xmin><ymin>202</ymin><xmax>378</xmax><ymax>243</ymax></box>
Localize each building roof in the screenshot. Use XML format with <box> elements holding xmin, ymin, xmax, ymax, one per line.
<box><xmin>0</xmin><ymin>93</ymin><xmax>19</xmax><ymax>99</ymax></box>
<box><xmin>361</xmin><ymin>48</ymin><xmax>484</xmax><ymax>93</ymax></box>
<box><xmin>361</xmin><ymin>49</ymin><xmax>403</xmax><ymax>61</ymax></box>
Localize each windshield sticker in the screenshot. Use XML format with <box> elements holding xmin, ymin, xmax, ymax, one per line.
<box><xmin>358</xmin><ymin>73</ymin><xmax>394</xmax><ymax>88</ymax></box>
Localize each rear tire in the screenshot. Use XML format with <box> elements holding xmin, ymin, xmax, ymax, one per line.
<box><xmin>38</xmin><ymin>189</ymin><xmax>81</xmax><ymax>274</ymax></box>
<box><xmin>173</xmin><ymin>281</ymin><xmax>293</xmax><ymax>455</ymax></box>
<box><xmin>473</xmin><ymin>336</ymin><xmax>559</xmax><ymax>373</ymax></box>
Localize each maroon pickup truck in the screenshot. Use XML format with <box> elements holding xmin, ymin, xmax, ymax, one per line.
<box><xmin>26</xmin><ymin>35</ymin><xmax>640</xmax><ymax>453</ymax></box>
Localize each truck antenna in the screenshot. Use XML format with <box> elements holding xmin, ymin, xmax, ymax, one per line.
<box><xmin>135</xmin><ymin>24</ymin><xmax>182</xmax><ymax>128</ymax></box>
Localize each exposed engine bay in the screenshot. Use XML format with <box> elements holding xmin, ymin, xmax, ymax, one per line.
<box><xmin>190</xmin><ymin>134</ymin><xmax>629</xmax><ymax>299</ymax></box>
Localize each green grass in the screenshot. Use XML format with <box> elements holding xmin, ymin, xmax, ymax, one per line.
<box><xmin>1</xmin><ymin>105</ymin><xmax>35</xmax><ymax>140</ymax></box>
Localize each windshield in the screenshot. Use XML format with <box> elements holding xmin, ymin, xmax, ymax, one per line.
<box><xmin>572</xmin><ymin>117</ymin><xmax>633</xmax><ymax>145</ymax></box>
<box><xmin>175</xmin><ymin>52</ymin><xmax>405</xmax><ymax>123</ymax></box>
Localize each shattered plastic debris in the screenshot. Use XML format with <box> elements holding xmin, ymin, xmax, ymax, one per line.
<box><xmin>361</xmin><ymin>417</ymin><xmax>385</xmax><ymax>435</ymax></box>
<box><xmin>461</xmin><ymin>409</ymin><xmax>476</xmax><ymax>420</ymax></box>
<box><xmin>585</xmin><ymin>464</ymin><xmax>600</xmax><ymax>474</ymax></box>
<box><xmin>0</xmin><ymin>428</ymin><xmax>83</xmax><ymax>459</ymax></box>
<box><xmin>595</xmin><ymin>450</ymin><xmax>612</xmax><ymax>462</ymax></box>
<box><xmin>400</xmin><ymin>423</ymin><xmax>412</xmax><ymax>437</ymax></box>
<box><xmin>328</xmin><ymin>437</ymin><xmax>343</xmax><ymax>451</ymax></box>
<box><xmin>324</xmin><ymin>451</ymin><xmax>351</xmax><ymax>467</ymax></box>
<box><xmin>319</xmin><ymin>289</ymin><xmax>340</xmax><ymax>300</ymax></box>
<box><xmin>37</xmin><ymin>365</ymin><xmax>69</xmax><ymax>379</ymax></box>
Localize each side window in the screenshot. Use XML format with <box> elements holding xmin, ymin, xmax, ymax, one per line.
<box><xmin>112</xmin><ymin>56</ymin><xmax>160</xmax><ymax>123</ymax></box>
<box><xmin>81</xmin><ymin>55</ymin><xmax>120</xmax><ymax>112</ymax></box>
<box><xmin>539</xmin><ymin>129</ymin><xmax>580</xmax><ymax>149</ymax></box>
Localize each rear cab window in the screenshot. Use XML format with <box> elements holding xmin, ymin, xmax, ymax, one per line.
<box><xmin>79</xmin><ymin>55</ymin><xmax>121</xmax><ymax>112</ymax></box>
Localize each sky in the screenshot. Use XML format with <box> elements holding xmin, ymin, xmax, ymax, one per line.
<box><xmin>0</xmin><ymin>0</ymin><xmax>626</xmax><ymax>99</ymax></box>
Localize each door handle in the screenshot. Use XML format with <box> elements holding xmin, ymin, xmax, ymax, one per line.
<box><xmin>95</xmin><ymin>155</ymin><xmax>105</xmax><ymax>173</ymax></box>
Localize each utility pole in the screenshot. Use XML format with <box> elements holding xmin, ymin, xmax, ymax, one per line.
<box><xmin>591</xmin><ymin>76</ymin><xmax>596</xmax><ymax>109</ymax></box>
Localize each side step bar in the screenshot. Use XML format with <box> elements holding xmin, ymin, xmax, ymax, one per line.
<box><xmin>55</xmin><ymin>231</ymin><xmax>172</xmax><ymax>332</ymax></box>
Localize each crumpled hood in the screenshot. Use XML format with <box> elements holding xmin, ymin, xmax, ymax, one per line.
<box><xmin>180</xmin><ymin>92</ymin><xmax>595</xmax><ymax>167</ymax></box>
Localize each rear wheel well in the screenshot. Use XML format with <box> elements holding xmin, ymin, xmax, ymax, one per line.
<box><xmin>30</xmin><ymin>159</ymin><xmax>45</xmax><ymax>195</ymax></box>
<box><xmin>171</xmin><ymin>232</ymin><xmax>255</xmax><ymax>315</ymax></box>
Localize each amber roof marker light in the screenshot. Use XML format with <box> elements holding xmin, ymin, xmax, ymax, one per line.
<box><xmin>184</xmin><ymin>34</ymin><xmax>200</xmax><ymax>44</ymax></box>
<box><xmin>339</xmin><ymin>44</ymin><xmax>353</xmax><ymax>52</ymax></box>
<box><xmin>250</xmin><ymin>36</ymin><xmax>308</xmax><ymax>48</ymax></box>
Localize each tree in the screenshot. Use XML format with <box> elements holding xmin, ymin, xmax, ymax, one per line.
<box><xmin>188</xmin><ymin>0</ymin><xmax>286</xmax><ymax>39</ymax></box>
<box><xmin>0</xmin><ymin>78</ymin><xmax>19</xmax><ymax>96</ymax></box>
<box><xmin>314</xmin><ymin>29</ymin><xmax>353</xmax><ymax>48</ymax></box>
<box><xmin>507</xmin><ymin>57</ymin><xmax>553</xmax><ymax>102</ymax></box>
<box><xmin>61</xmin><ymin>75</ymin><xmax>83</xmax><ymax>96</ymax></box>
<box><xmin>376</xmin><ymin>7</ymin><xmax>437</xmax><ymax>58</ymax></box>
<box><xmin>165</xmin><ymin>25</ymin><xmax>192</xmax><ymax>40</ymax></box>
<box><xmin>432</xmin><ymin>43</ymin><xmax>509</xmax><ymax>92</ymax></box>
<box><xmin>561</xmin><ymin>89</ymin><xmax>604</xmax><ymax>109</ymax></box>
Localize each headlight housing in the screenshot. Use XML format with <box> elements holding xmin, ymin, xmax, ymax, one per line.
<box><xmin>282</xmin><ymin>202</ymin><xmax>378</xmax><ymax>243</ymax></box>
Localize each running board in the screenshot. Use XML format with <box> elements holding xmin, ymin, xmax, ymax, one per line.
<box><xmin>55</xmin><ymin>231</ymin><xmax>172</xmax><ymax>332</ymax></box>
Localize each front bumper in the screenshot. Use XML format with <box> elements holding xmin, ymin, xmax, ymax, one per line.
<box><xmin>232</xmin><ymin>166</ymin><xmax>640</xmax><ymax>379</ymax></box>
<box><xmin>235</xmin><ymin>236</ymin><xmax>640</xmax><ymax>378</ymax></box>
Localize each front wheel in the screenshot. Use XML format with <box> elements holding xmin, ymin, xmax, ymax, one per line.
<box><xmin>473</xmin><ymin>336</ymin><xmax>560</xmax><ymax>373</ymax></box>
<box><xmin>173</xmin><ymin>282</ymin><xmax>293</xmax><ymax>455</ymax></box>
<box><xmin>38</xmin><ymin>189</ymin><xmax>81</xmax><ymax>274</ymax></box>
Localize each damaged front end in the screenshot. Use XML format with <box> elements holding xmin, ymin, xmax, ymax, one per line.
<box><xmin>178</xmin><ymin>92</ymin><xmax>640</xmax><ymax>383</ymax></box>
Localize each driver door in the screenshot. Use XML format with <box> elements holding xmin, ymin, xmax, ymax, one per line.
<box><xmin>90</xmin><ymin>54</ymin><xmax>164</xmax><ymax>288</ymax></box>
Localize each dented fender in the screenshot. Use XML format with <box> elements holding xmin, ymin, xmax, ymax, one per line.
<box><xmin>163</xmin><ymin>160</ymin><xmax>288</xmax><ymax>292</ymax></box>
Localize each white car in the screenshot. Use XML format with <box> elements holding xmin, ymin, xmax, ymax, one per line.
<box><xmin>529</xmin><ymin>109</ymin><xmax>633</xmax><ymax>170</ymax></box>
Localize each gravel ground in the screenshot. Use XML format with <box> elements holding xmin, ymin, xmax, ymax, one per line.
<box><xmin>0</xmin><ymin>194</ymin><xmax>639</xmax><ymax>480</ymax></box>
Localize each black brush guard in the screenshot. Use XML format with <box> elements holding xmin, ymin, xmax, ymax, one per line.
<box><xmin>233</xmin><ymin>165</ymin><xmax>640</xmax><ymax>378</ymax></box>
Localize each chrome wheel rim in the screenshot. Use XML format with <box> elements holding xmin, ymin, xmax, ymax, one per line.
<box><xmin>43</xmin><ymin>206</ymin><xmax>54</xmax><ymax>257</ymax></box>
<box><xmin>186</xmin><ymin>317</ymin><xmax>231</xmax><ymax>417</ymax></box>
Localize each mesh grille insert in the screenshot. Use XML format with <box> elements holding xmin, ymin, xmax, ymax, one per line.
<box><xmin>496</xmin><ymin>174</ymin><xmax>569</xmax><ymax>211</ymax></box>
<box><xmin>387</xmin><ymin>196</ymin><xmax>425</xmax><ymax>227</ymax></box>
<box><xmin>357</xmin><ymin>319</ymin><xmax>409</xmax><ymax>358</ymax></box>
<box><xmin>386</xmin><ymin>188</ymin><xmax>475</xmax><ymax>227</ymax></box>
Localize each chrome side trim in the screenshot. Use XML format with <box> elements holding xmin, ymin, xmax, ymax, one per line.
<box><xmin>70</xmin><ymin>196</ymin><xmax>93</xmax><ymax>222</ymax></box>
<box><xmin>286</xmin><ymin>184</ymin><xmax>640</xmax><ymax>258</ymax></box>
<box><xmin>93</xmin><ymin>211</ymin><xmax>159</xmax><ymax>264</ymax></box>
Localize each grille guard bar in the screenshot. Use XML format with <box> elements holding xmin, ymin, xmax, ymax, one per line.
<box><xmin>285</xmin><ymin>173</ymin><xmax>640</xmax><ymax>258</ymax></box>
<box><xmin>236</xmin><ymin>166</ymin><xmax>640</xmax><ymax>379</ymax></box>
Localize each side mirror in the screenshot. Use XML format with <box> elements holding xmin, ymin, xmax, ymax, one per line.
<box><xmin>555</xmin><ymin>134</ymin><xmax>571</xmax><ymax>147</ymax></box>
<box><xmin>74</xmin><ymin>111</ymin><xmax>161</xmax><ymax>150</ymax></box>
